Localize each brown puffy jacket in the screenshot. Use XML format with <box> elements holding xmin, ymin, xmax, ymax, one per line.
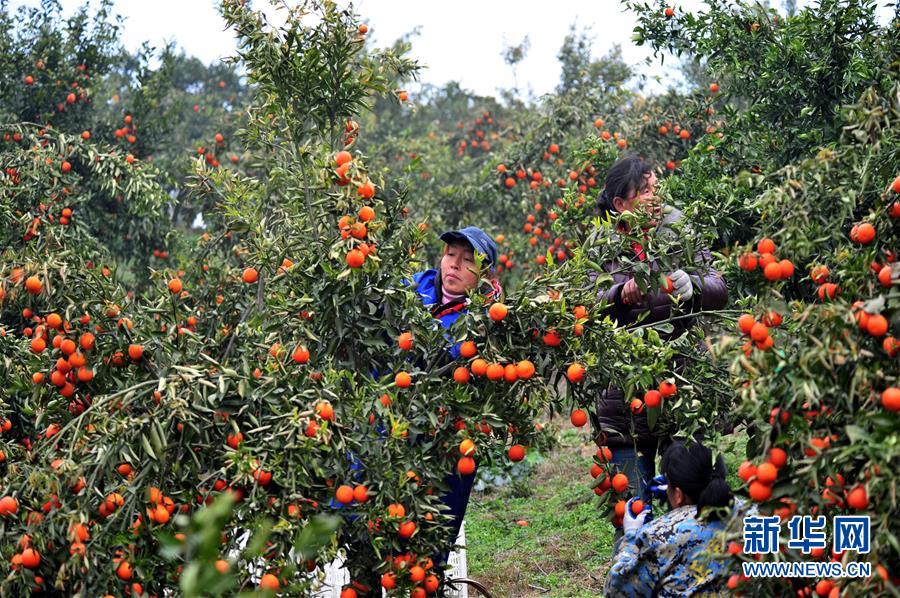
<box><xmin>592</xmin><ymin>208</ymin><xmax>728</xmax><ymax>449</ymax></box>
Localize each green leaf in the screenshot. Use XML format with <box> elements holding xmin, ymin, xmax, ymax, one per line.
<box><xmin>647</xmin><ymin>405</ymin><xmax>659</xmax><ymax>430</ymax></box>
<box><xmin>141</xmin><ymin>433</ymin><xmax>157</xmax><ymax>460</ymax></box>
<box><xmin>844</xmin><ymin>425</ymin><xmax>869</xmax><ymax>444</ymax></box>
<box><xmin>293</xmin><ymin>514</ymin><xmax>342</xmax><ymax>561</ymax></box>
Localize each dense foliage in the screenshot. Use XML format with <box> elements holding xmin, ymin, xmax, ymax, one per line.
<box><xmin>0</xmin><ymin>0</ymin><xmax>896</xmax><ymax>597</ymax></box>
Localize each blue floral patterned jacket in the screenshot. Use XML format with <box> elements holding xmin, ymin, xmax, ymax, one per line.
<box><xmin>604</xmin><ymin>505</ymin><xmax>732</xmax><ymax>597</ymax></box>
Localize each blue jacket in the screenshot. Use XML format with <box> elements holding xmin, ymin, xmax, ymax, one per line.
<box><xmin>605</xmin><ymin>501</ymin><xmax>750</xmax><ymax>597</ymax></box>
<box><xmin>409</xmin><ymin>269</ymin><xmax>467</xmax><ymax>360</ymax></box>
<box><xmin>409</xmin><ymin>268</ymin><xmax>477</xmax><ymax>562</ymax></box>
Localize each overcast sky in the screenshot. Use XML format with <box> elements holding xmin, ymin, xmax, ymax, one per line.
<box><xmin>7</xmin><ymin>0</ymin><xmax>897</xmax><ymax>99</ymax></box>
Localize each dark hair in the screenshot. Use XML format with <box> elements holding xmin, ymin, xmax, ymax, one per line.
<box><xmin>660</xmin><ymin>440</ymin><xmax>733</xmax><ymax>521</ymax></box>
<box><xmin>597</xmin><ymin>155</ymin><xmax>653</xmax><ymax>214</ymax></box>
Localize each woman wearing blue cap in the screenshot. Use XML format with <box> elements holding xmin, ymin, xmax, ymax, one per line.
<box><xmin>410</xmin><ymin>226</ymin><xmax>502</xmax><ymax>354</ymax></box>
<box><xmin>409</xmin><ymin>226</ymin><xmax>502</xmax><ymax>563</ymax></box>
<box><xmin>330</xmin><ymin>227</ymin><xmax>502</xmax><ymax>595</ymax></box>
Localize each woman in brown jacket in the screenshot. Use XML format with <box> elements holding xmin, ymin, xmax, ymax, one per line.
<box><xmin>592</xmin><ymin>156</ymin><xmax>727</xmax><ymax>513</ymax></box>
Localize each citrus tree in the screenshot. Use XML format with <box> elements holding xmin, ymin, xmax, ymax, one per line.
<box><xmin>0</xmin><ymin>1</ymin><xmax>710</xmax><ymax>596</ymax></box>
<box><xmin>627</xmin><ymin>1</ymin><xmax>899</xmax><ymax>594</ymax></box>
<box><xmin>5</xmin><ymin>0</ymin><xmax>892</xmax><ymax>596</ymax></box>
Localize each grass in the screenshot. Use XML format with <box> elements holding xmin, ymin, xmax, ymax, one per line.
<box><xmin>717</xmin><ymin>427</ymin><xmax>749</xmax><ymax>490</ymax></box>
<box><xmin>464</xmin><ymin>426</ymin><xmax>615</xmax><ymax>597</ymax></box>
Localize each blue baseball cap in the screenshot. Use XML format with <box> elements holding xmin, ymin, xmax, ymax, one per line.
<box><xmin>440</xmin><ymin>226</ymin><xmax>498</xmax><ymax>268</ymax></box>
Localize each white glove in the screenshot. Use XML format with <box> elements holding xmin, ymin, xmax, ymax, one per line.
<box><xmin>668</xmin><ymin>269</ymin><xmax>693</xmax><ymax>301</ymax></box>
<box><xmin>623</xmin><ymin>497</ymin><xmax>651</xmax><ymax>537</ymax></box>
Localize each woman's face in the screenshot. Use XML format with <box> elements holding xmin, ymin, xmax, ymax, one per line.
<box><xmin>440</xmin><ymin>241</ymin><xmax>480</xmax><ymax>295</ymax></box>
<box><xmin>613</xmin><ymin>171</ymin><xmax>661</xmax><ymax>222</ymax></box>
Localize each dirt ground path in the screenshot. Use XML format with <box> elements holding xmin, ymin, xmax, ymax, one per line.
<box><xmin>464</xmin><ymin>426</ymin><xmax>614</xmax><ymax>597</ymax></box>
